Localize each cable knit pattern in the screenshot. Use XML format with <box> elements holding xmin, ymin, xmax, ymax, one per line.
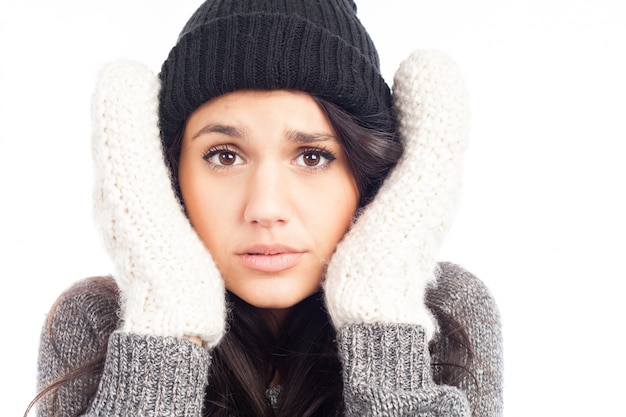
<box><xmin>324</xmin><ymin>50</ymin><xmax>470</xmax><ymax>339</ymax></box>
<box><xmin>91</xmin><ymin>59</ymin><xmax>226</xmax><ymax>347</ymax></box>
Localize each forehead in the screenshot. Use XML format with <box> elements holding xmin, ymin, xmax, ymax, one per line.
<box><xmin>185</xmin><ymin>89</ymin><xmax>336</xmax><ymax>141</ymax></box>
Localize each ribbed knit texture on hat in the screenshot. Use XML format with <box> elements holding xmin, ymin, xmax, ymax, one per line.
<box><xmin>158</xmin><ymin>0</ymin><xmax>393</xmax><ymax>149</ymax></box>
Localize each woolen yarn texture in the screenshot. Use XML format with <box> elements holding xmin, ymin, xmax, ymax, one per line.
<box><xmin>158</xmin><ymin>0</ymin><xmax>394</xmax><ymax>149</ymax></box>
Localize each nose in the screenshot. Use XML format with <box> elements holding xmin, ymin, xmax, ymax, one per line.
<box><xmin>243</xmin><ymin>163</ymin><xmax>292</xmax><ymax>227</ymax></box>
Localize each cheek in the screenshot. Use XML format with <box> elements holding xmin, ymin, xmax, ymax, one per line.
<box><xmin>180</xmin><ymin>178</ymin><xmax>240</xmax><ymax>278</ymax></box>
<box><xmin>309</xmin><ymin>174</ymin><xmax>359</xmax><ymax>254</ymax></box>
<box><xmin>181</xmin><ymin>179</ymin><xmax>213</xmax><ymax>242</ymax></box>
<box><xmin>178</xmin><ymin>161</ymin><xmax>226</xmax><ymax>251</ymax></box>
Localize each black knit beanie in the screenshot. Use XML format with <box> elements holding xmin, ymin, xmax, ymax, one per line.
<box><xmin>158</xmin><ymin>0</ymin><xmax>394</xmax><ymax>150</ymax></box>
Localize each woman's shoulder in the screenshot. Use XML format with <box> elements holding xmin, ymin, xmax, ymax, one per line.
<box><xmin>429</xmin><ymin>262</ymin><xmax>504</xmax><ymax>416</ymax></box>
<box><xmin>36</xmin><ymin>278</ymin><xmax>121</xmax><ymax>416</ymax></box>
<box><xmin>41</xmin><ymin>276</ymin><xmax>120</xmax><ymax>368</ymax></box>
<box><xmin>429</xmin><ymin>261</ymin><xmax>500</xmax><ymax>320</ymax></box>
<box><xmin>48</xmin><ymin>276</ymin><xmax>120</xmax><ymax>328</ymax></box>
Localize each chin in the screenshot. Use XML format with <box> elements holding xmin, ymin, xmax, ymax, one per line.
<box><xmin>228</xmin><ymin>280</ymin><xmax>321</xmax><ymax>311</ymax></box>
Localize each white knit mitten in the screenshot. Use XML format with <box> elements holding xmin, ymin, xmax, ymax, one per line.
<box><xmin>324</xmin><ymin>50</ymin><xmax>470</xmax><ymax>340</ymax></box>
<box><xmin>91</xmin><ymin>59</ymin><xmax>226</xmax><ymax>348</ymax></box>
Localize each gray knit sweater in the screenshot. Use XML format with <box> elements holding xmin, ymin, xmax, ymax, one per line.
<box><xmin>36</xmin><ymin>262</ymin><xmax>502</xmax><ymax>417</ymax></box>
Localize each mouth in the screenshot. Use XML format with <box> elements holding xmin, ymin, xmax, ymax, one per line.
<box><xmin>237</xmin><ymin>244</ymin><xmax>305</xmax><ymax>273</ymax></box>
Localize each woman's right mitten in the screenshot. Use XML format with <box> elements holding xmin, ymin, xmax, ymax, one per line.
<box><xmin>91</xmin><ymin>58</ymin><xmax>226</xmax><ymax>348</ymax></box>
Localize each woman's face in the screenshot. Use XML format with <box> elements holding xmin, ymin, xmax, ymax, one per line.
<box><xmin>179</xmin><ymin>89</ymin><xmax>359</xmax><ymax>313</ymax></box>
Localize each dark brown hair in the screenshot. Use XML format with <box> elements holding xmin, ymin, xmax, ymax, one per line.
<box><xmin>205</xmin><ymin>291</ymin><xmax>343</xmax><ymax>416</ymax></box>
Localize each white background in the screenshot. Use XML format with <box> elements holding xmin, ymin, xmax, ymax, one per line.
<box><xmin>1</xmin><ymin>1</ymin><xmax>625</xmax><ymax>415</ymax></box>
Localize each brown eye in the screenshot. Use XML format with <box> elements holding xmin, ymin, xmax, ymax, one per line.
<box><xmin>203</xmin><ymin>146</ymin><xmax>244</xmax><ymax>168</ymax></box>
<box><xmin>294</xmin><ymin>148</ymin><xmax>336</xmax><ymax>170</ymax></box>
<box><xmin>302</xmin><ymin>151</ymin><xmax>321</xmax><ymax>166</ymax></box>
<box><xmin>218</xmin><ymin>151</ymin><xmax>237</xmax><ymax>165</ymax></box>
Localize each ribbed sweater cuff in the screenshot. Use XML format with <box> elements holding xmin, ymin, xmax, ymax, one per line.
<box><xmin>338</xmin><ymin>323</ymin><xmax>470</xmax><ymax>416</ymax></box>
<box><xmin>87</xmin><ymin>331</ymin><xmax>210</xmax><ymax>417</ymax></box>
<box><xmin>338</xmin><ymin>323</ymin><xmax>433</xmax><ymax>391</ymax></box>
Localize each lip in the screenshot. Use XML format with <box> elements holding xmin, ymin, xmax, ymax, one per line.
<box><xmin>237</xmin><ymin>244</ymin><xmax>305</xmax><ymax>273</ymax></box>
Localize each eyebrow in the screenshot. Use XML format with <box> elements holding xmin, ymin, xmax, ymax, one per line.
<box><xmin>191</xmin><ymin>124</ymin><xmax>244</xmax><ymax>140</ymax></box>
<box><xmin>192</xmin><ymin>124</ymin><xmax>337</xmax><ymax>144</ymax></box>
<box><xmin>286</xmin><ymin>130</ymin><xmax>337</xmax><ymax>144</ymax></box>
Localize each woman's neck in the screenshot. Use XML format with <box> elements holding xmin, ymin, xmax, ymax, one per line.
<box><xmin>257</xmin><ymin>307</ymin><xmax>293</xmax><ymax>337</ymax></box>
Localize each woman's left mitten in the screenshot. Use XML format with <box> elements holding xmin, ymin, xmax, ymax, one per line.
<box><xmin>324</xmin><ymin>50</ymin><xmax>470</xmax><ymax>340</ymax></box>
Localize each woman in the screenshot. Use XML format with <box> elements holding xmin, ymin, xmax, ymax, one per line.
<box><xmin>31</xmin><ymin>1</ymin><xmax>503</xmax><ymax>416</ymax></box>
